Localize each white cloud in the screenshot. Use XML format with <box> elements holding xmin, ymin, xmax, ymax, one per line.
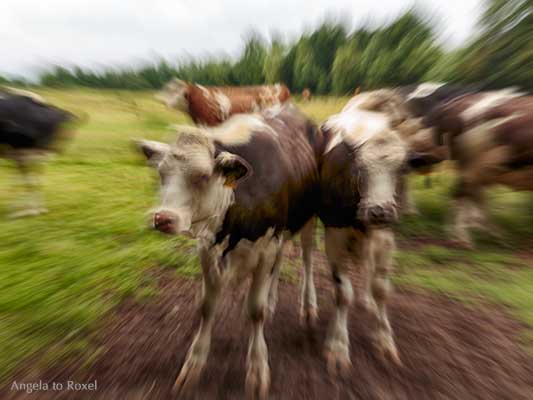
<box><xmin>0</xmin><ymin>0</ymin><xmax>482</xmax><ymax>78</ymax></box>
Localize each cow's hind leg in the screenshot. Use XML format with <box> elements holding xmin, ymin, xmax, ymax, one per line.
<box><xmin>174</xmin><ymin>245</ymin><xmax>222</xmax><ymax>395</ymax></box>
<box><xmin>366</xmin><ymin>228</ymin><xmax>401</xmax><ymax>365</ymax></box>
<box><xmin>324</xmin><ymin>228</ymin><xmax>354</xmax><ymax>375</ymax></box>
<box><xmin>246</xmin><ymin>247</ymin><xmax>277</xmax><ymax>400</ymax></box>
<box><xmin>299</xmin><ymin>217</ymin><xmax>318</xmax><ymax>328</ymax></box>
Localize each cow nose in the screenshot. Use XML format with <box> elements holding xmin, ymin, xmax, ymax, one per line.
<box><xmin>369</xmin><ymin>205</ymin><xmax>386</xmax><ymax>221</ymax></box>
<box><xmin>365</xmin><ymin>204</ymin><xmax>397</xmax><ymax>226</ymax></box>
<box><xmin>153</xmin><ymin>212</ymin><xmax>176</xmax><ymax>234</ymax></box>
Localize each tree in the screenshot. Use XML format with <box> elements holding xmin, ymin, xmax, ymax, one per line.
<box><xmin>232</xmin><ymin>34</ymin><xmax>267</xmax><ymax>85</ymax></box>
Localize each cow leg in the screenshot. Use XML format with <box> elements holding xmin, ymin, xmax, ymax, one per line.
<box><xmin>324</xmin><ymin>228</ymin><xmax>353</xmax><ymax>375</ymax></box>
<box><xmin>246</xmin><ymin>248</ymin><xmax>276</xmax><ymax>400</ymax></box>
<box><xmin>299</xmin><ymin>217</ymin><xmax>318</xmax><ymax>328</ymax></box>
<box><xmin>450</xmin><ymin>197</ymin><xmax>474</xmax><ymax>247</ymax></box>
<box><xmin>469</xmin><ymin>191</ymin><xmax>503</xmax><ymax>239</ymax></box>
<box><xmin>366</xmin><ymin>228</ymin><xmax>401</xmax><ymax>365</ymax></box>
<box><xmin>399</xmin><ymin>176</ymin><xmax>418</xmax><ymax>215</ymax></box>
<box><xmin>174</xmin><ymin>245</ymin><xmax>222</xmax><ymax>395</ymax></box>
<box><xmin>9</xmin><ymin>153</ymin><xmax>48</xmax><ymax>218</ymax></box>
<box><xmin>267</xmin><ymin>241</ymin><xmax>283</xmax><ymax>318</ymax></box>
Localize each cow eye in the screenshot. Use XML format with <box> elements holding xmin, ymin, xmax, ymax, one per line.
<box><xmin>190</xmin><ymin>172</ymin><xmax>209</xmax><ymax>187</ymax></box>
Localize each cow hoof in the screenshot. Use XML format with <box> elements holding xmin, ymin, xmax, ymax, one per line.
<box><xmin>324</xmin><ymin>342</ymin><xmax>351</xmax><ymax>377</ymax></box>
<box><xmin>172</xmin><ymin>354</ymin><xmax>206</xmax><ymax>397</ymax></box>
<box><xmin>374</xmin><ymin>336</ymin><xmax>402</xmax><ymax>367</ymax></box>
<box><xmin>245</xmin><ymin>360</ymin><xmax>270</xmax><ymax>400</ymax></box>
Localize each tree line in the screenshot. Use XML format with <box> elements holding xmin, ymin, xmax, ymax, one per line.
<box><xmin>3</xmin><ymin>1</ymin><xmax>531</xmax><ymax>93</ymax></box>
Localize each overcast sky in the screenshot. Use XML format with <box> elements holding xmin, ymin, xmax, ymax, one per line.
<box><xmin>0</xmin><ymin>0</ymin><xmax>483</xmax><ymax>79</ymax></box>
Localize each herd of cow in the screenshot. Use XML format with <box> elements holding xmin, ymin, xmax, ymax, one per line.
<box><xmin>1</xmin><ymin>80</ymin><xmax>532</xmax><ymax>398</ymax></box>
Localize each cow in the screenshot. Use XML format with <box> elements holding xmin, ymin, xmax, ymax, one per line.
<box><xmin>0</xmin><ymin>88</ymin><xmax>79</xmax><ymax>217</ymax></box>
<box><xmin>420</xmin><ymin>89</ymin><xmax>532</xmax><ymax>246</ymax></box>
<box><xmin>135</xmin><ymin>104</ymin><xmax>321</xmax><ymax>398</ymax></box>
<box><xmin>297</xmin><ymin>93</ymin><xmax>413</xmax><ymax>373</ymax></box>
<box><xmin>302</xmin><ymin>88</ymin><xmax>311</xmax><ymax>102</ymax></box>
<box><xmin>335</xmin><ymin>88</ymin><xmax>449</xmax><ymax>214</ymax></box>
<box><xmin>156</xmin><ymin>78</ymin><xmax>291</xmax><ymax>126</ymax></box>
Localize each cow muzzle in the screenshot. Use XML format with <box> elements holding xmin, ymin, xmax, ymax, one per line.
<box><xmin>359</xmin><ymin>203</ymin><xmax>398</xmax><ymax>226</ymax></box>
<box><xmin>153</xmin><ymin>211</ymin><xmax>177</xmax><ymax>234</ymax></box>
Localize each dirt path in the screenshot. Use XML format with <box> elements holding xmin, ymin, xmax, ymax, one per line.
<box><xmin>3</xmin><ymin>252</ymin><xmax>533</xmax><ymax>400</ymax></box>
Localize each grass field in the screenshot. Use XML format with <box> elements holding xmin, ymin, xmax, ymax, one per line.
<box><xmin>1</xmin><ymin>89</ymin><xmax>532</xmax><ymax>382</ymax></box>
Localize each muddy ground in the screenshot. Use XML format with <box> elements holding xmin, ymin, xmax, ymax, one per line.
<box><xmin>3</xmin><ymin>247</ymin><xmax>533</xmax><ymax>400</ymax></box>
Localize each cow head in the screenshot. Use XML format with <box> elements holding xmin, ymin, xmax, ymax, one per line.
<box><xmin>136</xmin><ymin>128</ymin><xmax>252</xmax><ymax>237</ymax></box>
<box><xmin>155</xmin><ymin>78</ymin><xmax>189</xmax><ymax>112</ymax></box>
<box><xmin>344</xmin><ymin>129</ymin><xmax>408</xmax><ymax>226</ymax></box>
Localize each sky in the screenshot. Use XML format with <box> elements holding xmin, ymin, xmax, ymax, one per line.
<box><xmin>0</xmin><ymin>0</ymin><xmax>483</xmax><ymax>79</ymax></box>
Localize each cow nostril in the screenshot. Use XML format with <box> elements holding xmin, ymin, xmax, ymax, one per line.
<box><xmin>370</xmin><ymin>206</ymin><xmax>385</xmax><ymax>219</ymax></box>
<box><xmin>154</xmin><ymin>212</ymin><xmax>175</xmax><ymax>230</ymax></box>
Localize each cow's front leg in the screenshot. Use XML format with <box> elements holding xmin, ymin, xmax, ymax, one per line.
<box><xmin>9</xmin><ymin>156</ymin><xmax>48</xmax><ymax>218</ymax></box>
<box><xmin>174</xmin><ymin>245</ymin><xmax>222</xmax><ymax>395</ymax></box>
<box><xmin>367</xmin><ymin>228</ymin><xmax>401</xmax><ymax>366</ymax></box>
<box><xmin>246</xmin><ymin>251</ymin><xmax>274</xmax><ymax>400</ymax></box>
<box><xmin>267</xmin><ymin>243</ymin><xmax>283</xmax><ymax>318</ymax></box>
<box><xmin>299</xmin><ymin>217</ymin><xmax>318</xmax><ymax>328</ymax></box>
<box><xmin>324</xmin><ymin>228</ymin><xmax>353</xmax><ymax>375</ymax></box>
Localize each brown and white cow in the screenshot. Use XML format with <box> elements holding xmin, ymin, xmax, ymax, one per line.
<box><xmin>156</xmin><ymin>78</ymin><xmax>291</xmax><ymax>126</ymax></box>
<box><xmin>136</xmin><ymin>100</ymin><xmax>412</xmax><ymax>394</ymax></box>
<box><xmin>327</xmin><ymin>89</ymin><xmax>447</xmax><ymax>215</ymax></box>
<box><xmin>136</xmin><ymin>104</ymin><xmax>321</xmax><ymax>398</ymax></box>
<box><xmin>422</xmin><ymin>89</ymin><xmax>532</xmax><ymax>246</ymax></box>
<box><xmin>299</xmin><ymin>93</ymin><xmax>411</xmax><ymax>372</ymax></box>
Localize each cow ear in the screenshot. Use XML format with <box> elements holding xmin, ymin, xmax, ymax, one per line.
<box><xmin>133</xmin><ymin>139</ymin><xmax>170</xmax><ymax>167</ymax></box>
<box><xmin>214</xmin><ymin>151</ymin><xmax>253</xmax><ymax>189</ymax></box>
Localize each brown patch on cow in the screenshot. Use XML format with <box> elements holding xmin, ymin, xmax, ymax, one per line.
<box><xmin>182</xmin><ymin>83</ymin><xmax>291</xmax><ymax>126</ymax></box>
<box><xmin>3</xmin><ymin>259</ymin><xmax>533</xmax><ymax>400</ymax></box>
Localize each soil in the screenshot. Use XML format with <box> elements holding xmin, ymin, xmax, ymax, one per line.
<box><xmin>2</xmin><ymin>248</ymin><xmax>533</xmax><ymax>400</ymax></box>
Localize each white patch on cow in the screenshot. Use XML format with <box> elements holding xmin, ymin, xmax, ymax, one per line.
<box><xmin>359</xmin><ymin>130</ymin><xmax>407</xmax><ymax>207</ymax></box>
<box><xmin>213</xmin><ymin>91</ymin><xmax>232</xmax><ymax>121</ymax></box>
<box><xmin>324</xmin><ymin>132</ymin><xmax>344</xmax><ymax>154</ymax></box>
<box><xmin>323</xmin><ymin>107</ymin><xmax>390</xmax><ymax>154</ymax></box>
<box><xmin>206</xmin><ymin>114</ymin><xmax>276</xmax><ymax>145</ymax></box>
<box><xmin>3</xmin><ymin>87</ymin><xmax>46</xmax><ymax>104</ymax></box>
<box><xmin>461</xmin><ymin>89</ymin><xmax>523</xmax><ymax>122</ymax></box>
<box><xmin>406</xmin><ymin>82</ymin><xmax>445</xmax><ymax>101</ymax></box>
<box><xmin>324</xmin><ymin>93</ymin><xmax>393</xmax><ymax>154</ymax></box>
<box><xmin>196</xmin><ymin>84</ymin><xmax>210</xmax><ymax>97</ymax></box>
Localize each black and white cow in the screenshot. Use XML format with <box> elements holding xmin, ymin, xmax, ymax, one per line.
<box><xmin>0</xmin><ymin>88</ymin><xmax>77</xmax><ymax>217</ymax></box>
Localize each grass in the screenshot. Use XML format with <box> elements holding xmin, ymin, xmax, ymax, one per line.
<box><xmin>0</xmin><ymin>89</ymin><xmax>532</xmax><ymax>381</ymax></box>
